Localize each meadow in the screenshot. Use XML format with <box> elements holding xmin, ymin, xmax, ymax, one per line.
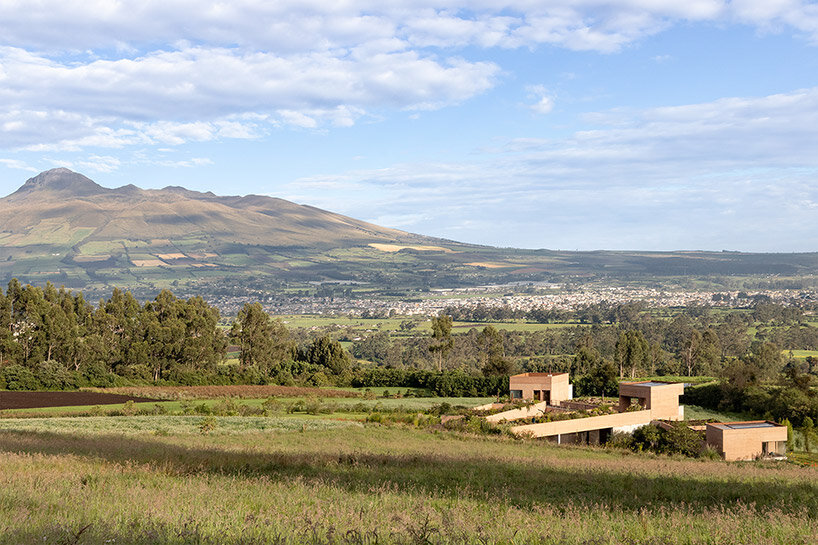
<box><xmin>0</xmin><ymin>413</ymin><xmax>816</xmax><ymax>545</ymax></box>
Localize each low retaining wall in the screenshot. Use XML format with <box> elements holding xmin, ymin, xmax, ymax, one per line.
<box><xmin>485</xmin><ymin>401</ymin><xmax>549</xmax><ymax>423</ymax></box>
<box><xmin>510</xmin><ymin>409</ymin><xmax>655</xmax><ymax>438</ymax></box>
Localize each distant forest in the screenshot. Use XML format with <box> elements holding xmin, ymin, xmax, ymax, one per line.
<box><xmin>1</xmin><ymin>279</ymin><xmax>818</xmax><ymax>425</ymax></box>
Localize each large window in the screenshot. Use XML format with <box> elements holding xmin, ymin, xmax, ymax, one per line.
<box><xmin>510</xmin><ymin>389</ymin><xmax>523</xmax><ymax>399</ymax></box>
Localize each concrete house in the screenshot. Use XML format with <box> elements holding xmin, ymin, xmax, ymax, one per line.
<box><xmin>508</xmin><ymin>372</ymin><xmax>572</xmax><ymax>405</ymax></box>
<box><xmin>618</xmin><ymin>381</ymin><xmax>686</xmax><ymax>421</ymax></box>
<box><xmin>501</xmin><ymin>379</ymin><xmax>686</xmax><ymax>443</ymax></box>
<box><xmin>705</xmin><ymin>421</ymin><xmax>787</xmax><ymax>461</ymax></box>
<box><xmin>485</xmin><ymin>378</ymin><xmax>789</xmax><ymax>460</ymax></box>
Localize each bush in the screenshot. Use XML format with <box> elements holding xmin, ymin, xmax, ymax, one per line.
<box><xmin>262</xmin><ymin>396</ymin><xmax>282</xmax><ymax>415</ymax></box>
<box><xmin>35</xmin><ymin>360</ymin><xmax>78</xmax><ymax>390</ymax></box>
<box><xmin>628</xmin><ymin>423</ymin><xmax>705</xmax><ymax>458</ymax></box>
<box><xmin>1</xmin><ymin>365</ymin><xmax>41</xmax><ymax>390</ymax></box>
<box><xmin>122</xmin><ymin>400</ymin><xmax>138</xmax><ymax>416</ymax></box>
<box><xmin>214</xmin><ymin>397</ymin><xmax>239</xmax><ymax>416</ymax></box>
<box><xmin>199</xmin><ymin>416</ymin><xmax>217</xmax><ymax>435</ymax></box>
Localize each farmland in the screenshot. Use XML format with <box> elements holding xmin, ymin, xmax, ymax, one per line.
<box><xmin>0</xmin><ymin>415</ymin><xmax>816</xmax><ymax>545</ymax></box>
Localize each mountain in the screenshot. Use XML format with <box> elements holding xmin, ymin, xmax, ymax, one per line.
<box><xmin>2</xmin><ymin>168</ymin><xmax>415</xmax><ymax>247</ymax></box>
<box><xmin>0</xmin><ymin>168</ymin><xmax>453</xmax><ymax>294</ymax></box>
<box><xmin>2</xmin><ymin>168</ymin><xmax>817</xmax><ymax>298</ymax></box>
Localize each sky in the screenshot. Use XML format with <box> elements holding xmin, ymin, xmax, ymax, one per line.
<box><xmin>1</xmin><ymin>1</ymin><xmax>817</xmax><ymax>252</ymax></box>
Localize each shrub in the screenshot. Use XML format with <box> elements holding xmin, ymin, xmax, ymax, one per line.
<box><xmin>262</xmin><ymin>397</ymin><xmax>282</xmax><ymax>415</ymax></box>
<box><xmin>304</xmin><ymin>397</ymin><xmax>322</xmax><ymax>415</ymax></box>
<box><xmin>122</xmin><ymin>400</ymin><xmax>138</xmax><ymax>416</ymax></box>
<box><xmin>199</xmin><ymin>416</ymin><xmax>217</xmax><ymax>435</ymax></box>
<box><xmin>194</xmin><ymin>402</ymin><xmax>213</xmax><ymax>415</ymax></box>
<box><xmin>214</xmin><ymin>397</ymin><xmax>239</xmax><ymax>416</ymax></box>
<box><xmin>35</xmin><ymin>360</ymin><xmax>78</xmax><ymax>390</ymax></box>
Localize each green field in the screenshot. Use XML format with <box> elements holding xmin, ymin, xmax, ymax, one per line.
<box><xmin>280</xmin><ymin>315</ymin><xmax>590</xmax><ymax>335</ymax></box>
<box><xmin>0</xmin><ymin>418</ymin><xmax>815</xmax><ymax>545</ymax></box>
<box><xmin>0</xmin><ymin>394</ymin><xmax>493</xmax><ymax>418</ymax></box>
<box><xmin>786</xmin><ymin>350</ymin><xmax>818</xmax><ymax>360</ymax></box>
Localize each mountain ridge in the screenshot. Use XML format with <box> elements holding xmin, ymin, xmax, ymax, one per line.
<box><xmin>2</xmin><ymin>168</ymin><xmax>817</xmax><ymax>298</ymax></box>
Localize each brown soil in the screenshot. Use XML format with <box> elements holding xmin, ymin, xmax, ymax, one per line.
<box><xmin>0</xmin><ymin>391</ymin><xmax>161</xmax><ymax>410</ymax></box>
<box><xmin>83</xmin><ymin>385</ymin><xmax>361</xmax><ymax>400</ymax></box>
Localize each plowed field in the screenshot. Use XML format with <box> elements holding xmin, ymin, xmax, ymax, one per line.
<box><xmin>82</xmin><ymin>384</ymin><xmax>360</xmax><ymax>400</ymax></box>
<box><xmin>0</xmin><ymin>391</ymin><xmax>160</xmax><ymax>410</ymax></box>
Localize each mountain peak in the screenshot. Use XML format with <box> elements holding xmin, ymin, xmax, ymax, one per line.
<box><xmin>12</xmin><ymin>168</ymin><xmax>107</xmax><ymax>198</ymax></box>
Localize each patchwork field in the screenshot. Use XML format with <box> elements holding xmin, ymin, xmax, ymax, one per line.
<box><xmin>0</xmin><ymin>420</ymin><xmax>815</xmax><ymax>545</ymax></box>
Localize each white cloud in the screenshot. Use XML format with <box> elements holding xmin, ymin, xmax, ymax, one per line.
<box><xmin>1</xmin><ymin>1</ymin><xmax>817</xmax><ymax>153</ymax></box>
<box><xmin>75</xmin><ymin>155</ymin><xmax>122</xmax><ymax>173</ymax></box>
<box><xmin>0</xmin><ymin>45</ymin><xmax>498</xmax><ymax>150</ymax></box>
<box><xmin>0</xmin><ymin>158</ymin><xmax>37</xmax><ymax>172</ymax></box>
<box><xmin>282</xmin><ymin>87</ymin><xmax>818</xmax><ymax>251</ymax></box>
<box><xmin>526</xmin><ymin>85</ymin><xmax>555</xmax><ymax>114</ymax></box>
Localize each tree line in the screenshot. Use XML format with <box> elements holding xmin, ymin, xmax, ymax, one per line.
<box><xmin>0</xmin><ymin>282</ymin><xmax>353</xmax><ymax>390</ymax></box>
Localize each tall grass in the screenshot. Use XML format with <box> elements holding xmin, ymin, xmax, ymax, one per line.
<box><xmin>0</xmin><ymin>424</ymin><xmax>815</xmax><ymax>544</ymax></box>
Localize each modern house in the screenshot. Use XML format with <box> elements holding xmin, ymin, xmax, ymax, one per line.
<box><xmin>508</xmin><ymin>372</ymin><xmax>572</xmax><ymax>404</ymax></box>
<box><xmin>705</xmin><ymin>421</ymin><xmax>787</xmax><ymax>461</ymax></box>
<box><xmin>618</xmin><ymin>381</ymin><xmax>686</xmax><ymax>420</ymax></box>
<box><xmin>507</xmin><ymin>380</ymin><xmax>685</xmax><ymax>443</ymax></box>
<box><xmin>483</xmin><ymin>377</ymin><xmax>788</xmax><ymax>460</ymax></box>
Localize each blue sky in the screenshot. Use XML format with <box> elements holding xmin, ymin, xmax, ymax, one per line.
<box><xmin>1</xmin><ymin>1</ymin><xmax>817</xmax><ymax>251</ymax></box>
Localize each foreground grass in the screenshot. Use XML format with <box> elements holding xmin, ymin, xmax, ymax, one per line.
<box><xmin>0</xmin><ymin>422</ymin><xmax>816</xmax><ymax>545</ymax></box>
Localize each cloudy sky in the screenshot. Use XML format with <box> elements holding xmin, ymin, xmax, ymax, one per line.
<box><xmin>1</xmin><ymin>1</ymin><xmax>817</xmax><ymax>251</ymax></box>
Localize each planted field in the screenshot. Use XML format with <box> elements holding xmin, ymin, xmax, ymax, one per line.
<box><xmin>0</xmin><ymin>423</ymin><xmax>815</xmax><ymax>544</ymax></box>
<box><xmin>0</xmin><ymin>415</ymin><xmax>358</xmax><ymax>435</ymax></box>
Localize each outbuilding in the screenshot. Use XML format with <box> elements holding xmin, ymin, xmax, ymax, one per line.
<box><xmin>705</xmin><ymin>421</ymin><xmax>787</xmax><ymax>461</ymax></box>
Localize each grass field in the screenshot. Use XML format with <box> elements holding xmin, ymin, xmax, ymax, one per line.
<box><xmin>785</xmin><ymin>350</ymin><xmax>818</xmax><ymax>360</ymax></box>
<box><xmin>0</xmin><ymin>421</ymin><xmax>815</xmax><ymax>545</ymax></box>
<box><xmin>279</xmin><ymin>315</ymin><xmax>592</xmax><ymax>336</ymax></box>
<box><xmin>0</xmin><ymin>393</ymin><xmax>492</xmax><ymax>418</ymax></box>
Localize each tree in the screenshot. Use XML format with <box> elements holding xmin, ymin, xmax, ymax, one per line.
<box><xmin>615</xmin><ymin>330</ymin><xmax>649</xmax><ymax>378</ymax></box>
<box><xmin>580</xmin><ymin>359</ymin><xmax>618</xmax><ymax>398</ymax></box>
<box><xmin>180</xmin><ymin>296</ymin><xmax>227</xmax><ymax>370</ymax></box>
<box><xmin>782</xmin><ymin>418</ymin><xmax>794</xmax><ymax>452</ymax></box>
<box><xmin>352</xmin><ymin>331</ymin><xmax>392</xmax><ymax>364</ymax></box>
<box><xmin>478</xmin><ymin>325</ymin><xmax>511</xmax><ymax>376</ymax></box>
<box><xmin>429</xmin><ymin>315</ymin><xmax>454</xmax><ymax>372</ymax></box>
<box><xmin>303</xmin><ymin>336</ymin><xmax>352</xmax><ymax>375</ymax></box>
<box><xmin>748</xmin><ymin>341</ymin><xmax>785</xmax><ymax>381</ymax></box>
<box><xmin>232</xmin><ymin>302</ymin><xmax>293</xmax><ymax>373</ymax></box>
<box><xmin>572</xmin><ymin>346</ymin><xmax>601</xmax><ymax>376</ymax></box>
<box><xmin>802</xmin><ymin>417</ymin><xmax>814</xmax><ymax>453</ymax></box>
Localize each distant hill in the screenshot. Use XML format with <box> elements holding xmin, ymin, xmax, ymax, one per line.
<box><xmin>1</xmin><ymin>168</ymin><xmax>817</xmax><ymax>297</ymax></box>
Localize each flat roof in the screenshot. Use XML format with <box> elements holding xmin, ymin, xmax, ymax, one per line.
<box><xmin>709</xmin><ymin>421</ymin><xmax>780</xmax><ymax>430</ymax></box>
<box><xmin>511</xmin><ymin>372</ymin><xmax>568</xmax><ymax>378</ymax></box>
<box><xmin>622</xmin><ymin>381</ymin><xmax>678</xmax><ymax>388</ymax></box>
